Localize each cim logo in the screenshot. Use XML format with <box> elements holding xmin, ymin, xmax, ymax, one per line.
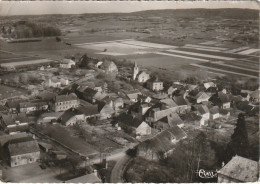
<box><xmin>195</xmin><ymin>169</ymin><xmax>218</xmax><ymax>179</ymax></box>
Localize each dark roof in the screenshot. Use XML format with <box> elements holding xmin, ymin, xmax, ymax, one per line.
<box><xmin>158</xmin><ymin>112</ymin><xmax>183</xmax><ymax>127</ymax></box>
<box><xmin>236</xmin><ymin>101</ymin><xmax>254</xmax><ymax>113</ymax></box>
<box><xmin>218</xmin><ymin>92</ymin><xmax>232</xmax><ymax>103</ymax></box>
<box><xmin>209</xmin><ymin>106</ymin><xmax>219</xmax><ymax>114</ymax></box>
<box><xmin>1</xmin><ymin>113</ymin><xmax>28</xmax><ymax>126</ymax></box>
<box><xmin>59</xmin><ymin>109</ymin><xmax>76</xmax><ymax>125</ymax></box>
<box><xmin>20</xmin><ymin>101</ymin><xmax>47</xmax><ymax>108</ymax></box>
<box><xmin>55</xmin><ymin>93</ymin><xmax>78</xmax><ymax>102</ymax></box>
<box><xmin>173</xmin><ymin>96</ymin><xmax>189</xmax><ymax>106</ymax></box>
<box><xmin>5</xmin><ymin>100</ymin><xmax>22</xmax><ymax>109</ymax></box>
<box><xmin>0</xmin><ymin>132</ymin><xmax>29</xmax><ymax>147</ymax></box>
<box><xmin>7</xmin><ymin>125</ymin><xmax>29</xmax><ymax>133</ymax></box>
<box><xmin>77</xmin><ymin>105</ymin><xmax>99</xmax><ymax>116</ymax></box>
<box><xmin>196</xmin><ymin>104</ymin><xmax>210</xmax><ymax>114</ymax></box>
<box><xmin>117</xmin><ymin>113</ymin><xmax>142</xmax><ymax>128</ymax></box>
<box><xmin>8</xmin><ymin>137</ymin><xmax>39</xmax><ymax>156</ymax></box>
<box><xmin>37</xmin><ymin>91</ymin><xmax>57</xmax><ymax>101</ymax></box>
<box><xmin>218</xmin><ymin>155</ymin><xmax>258</xmax><ymax>182</ymax></box>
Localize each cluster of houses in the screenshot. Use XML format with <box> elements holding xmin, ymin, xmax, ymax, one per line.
<box><xmin>0</xmin><ymin>58</ymin><xmax>259</xmax><ymax>175</ymax></box>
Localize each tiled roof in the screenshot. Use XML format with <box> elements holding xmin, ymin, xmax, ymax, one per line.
<box><xmin>126</xmin><ymin>92</ymin><xmax>142</xmax><ymax>100</ymax></box>
<box><xmin>218</xmin><ymin>155</ymin><xmax>258</xmax><ymax>182</ymax></box>
<box><xmin>77</xmin><ymin>105</ymin><xmax>99</xmax><ymax>116</ymax></box>
<box><xmin>8</xmin><ymin>137</ymin><xmax>40</xmax><ymax>156</ymax></box>
<box><xmin>20</xmin><ymin>101</ymin><xmax>47</xmax><ymax>108</ymax></box>
<box><xmin>117</xmin><ymin>113</ymin><xmax>143</xmax><ymax>128</ymax></box>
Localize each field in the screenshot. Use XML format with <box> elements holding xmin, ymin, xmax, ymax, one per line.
<box><xmin>0</xmin><ymin>9</ymin><xmax>258</xmax><ymax>80</ymax></box>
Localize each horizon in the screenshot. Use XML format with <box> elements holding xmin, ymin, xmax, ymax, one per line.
<box><xmin>0</xmin><ymin>1</ymin><xmax>258</xmax><ymax>16</ymax></box>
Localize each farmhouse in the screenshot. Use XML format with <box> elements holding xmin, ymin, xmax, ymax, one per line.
<box><xmin>7</xmin><ymin>137</ymin><xmax>40</xmax><ymax>167</ymax></box>
<box><xmin>194</xmin><ymin>104</ymin><xmax>210</xmax><ymax>126</ymax></box>
<box><xmin>37</xmin><ymin>112</ymin><xmax>63</xmax><ymax>124</ymax></box>
<box><xmin>60</xmin><ymin>59</ymin><xmax>75</xmax><ymax>69</ymax></box>
<box><xmin>137</xmin><ymin>126</ymin><xmax>187</xmax><ymax>160</ymax></box>
<box><xmin>52</xmin><ymin>93</ymin><xmax>79</xmax><ymax>112</ymax></box>
<box><xmin>117</xmin><ymin>114</ymin><xmax>151</xmax><ymax>138</ymax></box>
<box><xmin>19</xmin><ymin>101</ymin><xmax>48</xmax><ymax>114</ymax></box>
<box><xmin>218</xmin><ymin>156</ymin><xmax>258</xmax><ymax>182</ymax></box>
<box><xmin>189</xmin><ymin>90</ymin><xmax>210</xmax><ymax>104</ymax></box>
<box><xmin>0</xmin><ymin>113</ymin><xmax>29</xmax><ymax>134</ymax></box>
<box><xmin>59</xmin><ymin>108</ymin><xmax>85</xmax><ymax>126</ymax></box>
<box><xmin>147</xmin><ymin>77</ymin><xmax>163</xmax><ymax>91</ymax></box>
<box><xmin>209</xmin><ymin>106</ymin><xmax>220</xmax><ymax>120</ymax></box>
<box><xmin>126</xmin><ymin>92</ymin><xmax>142</xmax><ymax>103</ymax></box>
<box><xmin>0</xmin><ymin>132</ymin><xmax>29</xmax><ymax>147</ymax></box>
<box><xmin>210</xmin><ymin>92</ymin><xmax>233</xmax><ymax>109</ymax></box>
<box><xmin>250</xmin><ymin>89</ymin><xmax>260</xmax><ymax>103</ymax></box>
<box><xmin>98</xmin><ymin>101</ymin><xmax>115</xmax><ymax>120</ymax></box>
<box><xmin>5</xmin><ymin>100</ymin><xmax>23</xmax><ymax>114</ymax></box>
<box><xmin>173</xmin><ymin>96</ymin><xmax>191</xmax><ymax>113</ymax></box>
<box><xmin>46</xmin><ymin>78</ymin><xmax>69</xmax><ymax>88</ymax></box>
<box><xmin>153</xmin><ymin>112</ymin><xmax>184</xmax><ymax>131</ymax></box>
<box><xmin>132</xmin><ymin>62</ymin><xmax>150</xmax><ymax>83</ymax></box>
<box><xmin>76</xmin><ymin>87</ymin><xmax>107</xmax><ymax>104</ymax></box>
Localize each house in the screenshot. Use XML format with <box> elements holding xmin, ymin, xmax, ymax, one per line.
<box><xmin>236</xmin><ymin>101</ymin><xmax>254</xmax><ymax>113</ymax></box>
<box><xmin>117</xmin><ymin>114</ymin><xmax>151</xmax><ymax>138</ymax></box>
<box><xmin>100</xmin><ymin>61</ymin><xmax>118</xmax><ymax>74</ymax></box>
<box><xmin>132</xmin><ymin>62</ymin><xmax>150</xmax><ymax>83</ymax></box>
<box><xmin>37</xmin><ymin>112</ymin><xmax>63</xmax><ymax>124</ymax></box>
<box><xmin>189</xmin><ymin>90</ymin><xmax>210</xmax><ymax>104</ymax></box>
<box><xmin>173</xmin><ymin>96</ymin><xmax>191</xmax><ymax>113</ymax></box>
<box><xmin>76</xmin><ymin>103</ymin><xmax>100</xmax><ymax>120</ymax></box>
<box><xmin>46</xmin><ymin>78</ymin><xmax>61</xmax><ymax>88</ymax></box>
<box><xmin>209</xmin><ymin>106</ymin><xmax>220</xmax><ymax>120</ymax></box>
<box><xmin>194</xmin><ymin>104</ymin><xmax>210</xmax><ymax>126</ymax></box>
<box><xmin>19</xmin><ymin>101</ymin><xmax>48</xmax><ymax>114</ymax></box>
<box><xmin>130</xmin><ymin>102</ymin><xmax>152</xmax><ymax>117</ymax></box>
<box><xmin>137</xmin><ymin>95</ymin><xmax>152</xmax><ymax>103</ymax></box>
<box><xmin>126</xmin><ymin>92</ymin><xmax>142</xmax><ymax>103</ymax></box>
<box><xmin>52</xmin><ymin>93</ymin><xmax>79</xmax><ymax>112</ymax></box>
<box><xmin>172</xmin><ymin>89</ymin><xmax>188</xmax><ymax>99</ymax></box>
<box><xmin>203</xmin><ymin>82</ymin><xmax>216</xmax><ymax>90</ymax></box>
<box><xmin>0</xmin><ymin>113</ymin><xmax>29</xmax><ymax>134</ymax></box>
<box><xmin>147</xmin><ymin>77</ymin><xmax>163</xmax><ymax>91</ymax></box>
<box><xmin>210</xmin><ymin>92</ymin><xmax>232</xmax><ymax>109</ymax></box>
<box><xmin>65</xmin><ymin>172</ymin><xmax>102</xmax><ymax>183</ymax></box>
<box><xmin>165</xmin><ymin>86</ymin><xmax>177</xmax><ymax>97</ymax></box>
<box><xmin>218</xmin><ymin>155</ymin><xmax>258</xmax><ymax>182</ymax></box>
<box><xmin>37</xmin><ymin>91</ymin><xmax>57</xmax><ymax>101</ymax></box>
<box><xmin>7</xmin><ymin>137</ymin><xmax>40</xmax><ymax>167</ymax></box>
<box><xmin>46</xmin><ymin>77</ymin><xmax>69</xmax><ymax>88</ymax></box>
<box><xmin>98</xmin><ymin>101</ymin><xmax>115</xmax><ymax>120</ymax></box>
<box><xmin>137</xmin><ymin>126</ymin><xmax>187</xmax><ymax>160</ymax></box>
<box><xmin>5</xmin><ymin>100</ymin><xmax>22</xmax><ymax>113</ymax></box>
<box><xmin>146</xmin><ymin>104</ymin><xmax>179</xmax><ymax>123</ymax></box>
<box><xmin>59</xmin><ymin>108</ymin><xmax>85</xmax><ymax>126</ymax></box>
<box><xmin>76</xmin><ymin>87</ymin><xmax>107</xmax><ymax>104</ymax></box>
<box><xmin>0</xmin><ymin>132</ymin><xmax>29</xmax><ymax>147</ymax></box>
<box><xmin>153</xmin><ymin>112</ymin><xmax>184</xmax><ymax>131</ymax></box>
<box><xmin>60</xmin><ymin>59</ymin><xmax>75</xmax><ymax>69</ymax></box>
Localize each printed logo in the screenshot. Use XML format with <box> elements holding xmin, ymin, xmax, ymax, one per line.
<box><xmin>195</xmin><ymin>169</ymin><xmax>218</xmax><ymax>179</ymax></box>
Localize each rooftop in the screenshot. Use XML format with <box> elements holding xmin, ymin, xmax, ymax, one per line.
<box><xmin>218</xmin><ymin>155</ymin><xmax>258</xmax><ymax>182</ymax></box>
<box><xmin>8</xmin><ymin>137</ymin><xmax>40</xmax><ymax>156</ymax></box>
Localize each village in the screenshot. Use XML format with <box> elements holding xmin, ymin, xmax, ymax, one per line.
<box><xmin>0</xmin><ymin>50</ymin><xmax>259</xmax><ymax>182</ymax></box>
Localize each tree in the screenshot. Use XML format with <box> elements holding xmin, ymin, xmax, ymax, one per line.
<box><xmin>225</xmin><ymin>113</ymin><xmax>249</xmax><ymax>162</ymax></box>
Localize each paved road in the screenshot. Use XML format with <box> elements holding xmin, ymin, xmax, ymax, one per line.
<box><xmin>110</xmin><ymin>154</ymin><xmax>131</xmax><ymax>183</ymax></box>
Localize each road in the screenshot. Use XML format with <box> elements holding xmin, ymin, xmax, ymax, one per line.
<box><xmin>110</xmin><ymin>154</ymin><xmax>131</xmax><ymax>183</ymax></box>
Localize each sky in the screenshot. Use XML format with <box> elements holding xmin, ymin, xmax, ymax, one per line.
<box><xmin>0</xmin><ymin>1</ymin><xmax>258</xmax><ymax>16</ymax></box>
